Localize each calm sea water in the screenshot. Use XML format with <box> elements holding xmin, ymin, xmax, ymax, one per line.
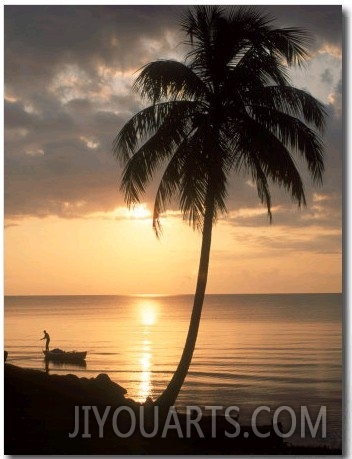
<box><xmin>4</xmin><ymin>293</ymin><xmax>342</xmax><ymax>448</ymax></box>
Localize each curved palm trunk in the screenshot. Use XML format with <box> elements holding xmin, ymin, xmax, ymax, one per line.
<box><xmin>155</xmin><ymin>196</ymin><xmax>214</xmax><ymax>413</ymax></box>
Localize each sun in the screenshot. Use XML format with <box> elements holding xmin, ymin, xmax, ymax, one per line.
<box><xmin>140</xmin><ymin>302</ymin><xmax>158</xmax><ymax>326</ymax></box>
<box><xmin>129</xmin><ymin>204</ymin><xmax>151</xmax><ymax>219</ymax></box>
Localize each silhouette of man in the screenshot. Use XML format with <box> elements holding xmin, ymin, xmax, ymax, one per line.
<box><xmin>41</xmin><ymin>330</ymin><xmax>50</xmax><ymax>351</ymax></box>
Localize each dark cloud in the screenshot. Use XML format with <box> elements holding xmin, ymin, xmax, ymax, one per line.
<box><xmin>258</xmin><ymin>5</ymin><xmax>342</xmax><ymax>50</ymax></box>
<box><xmin>321</xmin><ymin>69</ymin><xmax>334</xmax><ymax>85</ymax></box>
<box><xmin>4</xmin><ymin>100</ymin><xmax>35</xmax><ymax>129</ymax></box>
<box><xmin>335</xmin><ymin>78</ymin><xmax>343</xmax><ymax>94</ymax></box>
<box><xmin>5</xmin><ymin>6</ymin><xmax>185</xmax><ymax>98</ymax></box>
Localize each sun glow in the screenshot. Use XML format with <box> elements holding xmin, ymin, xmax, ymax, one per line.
<box><xmin>140</xmin><ymin>301</ymin><xmax>159</xmax><ymax>326</ymax></box>
<box><xmin>141</xmin><ymin>307</ymin><xmax>157</xmax><ymax>326</ymax></box>
<box><xmin>129</xmin><ymin>204</ymin><xmax>151</xmax><ymax>219</ymax></box>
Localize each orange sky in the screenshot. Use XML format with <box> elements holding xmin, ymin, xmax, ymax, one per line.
<box><xmin>4</xmin><ymin>202</ymin><xmax>341</xmax><ymax>295</ymax></box>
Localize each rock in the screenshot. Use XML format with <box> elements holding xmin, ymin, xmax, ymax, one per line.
<box><xmin>94</xmin><ymin>373</ymin><xmax>127</xmax><ymax>395</ymax></box>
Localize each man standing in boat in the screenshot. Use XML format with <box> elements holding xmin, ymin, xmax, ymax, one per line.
<box><xmin>41</xmin><ymin>330</ymin><xmax>50</xmax><ymax>351</ymax></box>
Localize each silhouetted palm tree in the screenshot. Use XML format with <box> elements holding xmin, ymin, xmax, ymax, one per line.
<box><xmin>113</xmin><ymin>6</ymin><xmax>326</xmax><ymax>412</ymax></box>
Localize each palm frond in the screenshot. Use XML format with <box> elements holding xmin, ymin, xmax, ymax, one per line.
<box><xmin>228</xmin><ymin>116</ymin><xmax>308</xmax><ymax>208</ymax></box>
<box><xmin>227</xmin><ymin>9</ymin><xmax>311</xmax><ymax>67</ymax></box>
<box><xmin>248</xmin><ymin>106</ymin><xmax>325</xmax><ymax>183</ymax></box>
<box><xmin>181</xmin><ymin>6</ymin><xmax>226</xmax><ymax>87</ymax></box>
<box><xmin>227</xmin><ymin>6</ymin><xmax>273</xmax><ymax>27</ymax></box>
<box><xmin>267</xmin><ymin>28</ymin><xmax>311</xmax><ymax>67</ymax></box>
<box><xmin>152</xmin><ymin>151</ymin><xmax>185</xmax><ymax>237</ymax></box>
<box><xmin>113</xmin><ymin>100</ymin><xmax>200</xmax><ymax>164</ymax></box>
<box><xmin>181</xmin><ymin>5</ymin><xmax>225</xmax><ymax>48</ymax></box>
<box><xmin>120</xmin><ymin>105</ymin><xmax>200</xmax><ymax>206</ymax></box>
<box><xmin>230</xmin><ymin>47</ymin><xmax>290</xmax><ymax>87</ymax></box>
<box><xmin>178</xmin><ymin>129</ymin><xmax>229</xmax><ymax>231</ymax></box>
<box><xmin>245</xmin><ymin>85</ymin><xmax>326</xmax><ymax>132</ymax></box>
<box><xmin>249</xmin><ymin>156</ymin><xmax>273</xmax><ymax>221</ymax></box>
<box><xmin>178</xmin><ymin>135</ymin><xmax>209</xmax><ymax>231</ymax></box>
<box><xmin>134</xmin><ymin>60</ymin><xmax>208</xmax><ymax>103</ymax></box>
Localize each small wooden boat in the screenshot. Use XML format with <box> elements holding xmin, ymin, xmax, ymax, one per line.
<box><xmin>43</xmin><ymin>348</ymin><xmax>87</xmax><ymax>362</ymax></box>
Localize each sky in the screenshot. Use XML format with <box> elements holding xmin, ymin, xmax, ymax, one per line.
<box><xmin>4</xmin><ymin>4</ymin><xmax>343</xmax><ymax>295</ymax></box>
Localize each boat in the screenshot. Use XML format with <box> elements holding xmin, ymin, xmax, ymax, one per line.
<box><xmin>43</xmin><ymin>348</ymin><xmax>87</xmax><ymax>362</ymax></box>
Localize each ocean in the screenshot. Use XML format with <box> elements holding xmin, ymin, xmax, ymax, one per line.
<box><xmin>4</xmin><ymin>293</ymin><xmax>342</xmax><ymax>448</ymax></box>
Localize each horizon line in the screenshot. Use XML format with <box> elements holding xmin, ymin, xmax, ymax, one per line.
<box><xmin>3</xmin><ymin>292</ymin><xmax>342</xmax><ymax>298</ymax></box>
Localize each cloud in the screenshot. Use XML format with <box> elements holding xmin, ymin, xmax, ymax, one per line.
<box><xmin>4</xmin><ymin>6</ymin><xmax>186</xmax><ymax>221</ymax></box>
<box><xmin>261</xmin><ymin>5</ymin><xmax>342</xmax><ymax>51</ymax></box>
<box><xmin>216</xmin><ymin>228</ymin><xmax>341</xmax><ymax>259</ymax></box>
<box><xmin>321</xmin><ymin>68</ymin><xmax>333</xmax><ymax>85</ymax></box>
<box><xmin>4</xmin><ymin>6</ymin><xmax>185</xmax><ymax>99</ymax></box>
<box><xmin>327</xmin><ymin>78</ymin><xmax>343</xmax><ymax>118</ymax></box>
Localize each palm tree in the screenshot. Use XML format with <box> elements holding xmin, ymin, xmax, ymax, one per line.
<box><xmin>113</xmin><ymin>6</ymin><xmax>326</xmax><ymax>412</ymax></box>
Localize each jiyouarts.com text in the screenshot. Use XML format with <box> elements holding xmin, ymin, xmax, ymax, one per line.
<box><xmin>68</xmin><ymin>405</ymin><xmax>327</xmax><ymax>439</ymax></box>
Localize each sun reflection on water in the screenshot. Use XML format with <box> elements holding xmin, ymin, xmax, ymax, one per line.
<box><xmin>139</xmin><ymin>339</ymin><xmax>152</xmax><ymax>401</ymax></box>
<box><xmin>136</xmin><ymin>300</ymin><xmax>160</xmax><ymax>402</ymax></box>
